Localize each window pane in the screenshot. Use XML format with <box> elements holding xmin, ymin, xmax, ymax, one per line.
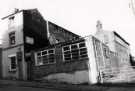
<box><xmin>71</xmin><ymin>44</ymin><xmax>78</xmax><ymax>49</ymax></box>
<box><xmin>65</xmin><ymin>57</ymin><xmax>71</xmax><ymax>61</ymax></box>
<box><xmin>80</xmin><ymin>51</ymin><xmax>87</xmax><ymax>55</ymax></box>
<box><xmin>37</xmin><ymin>52</ymin><xmax>41</xmax><ymax>56</ymax></box>
<box><xmin>49</xmin><ymin>54</ymin><xmax>54</xmax><ymax>59</ymax></box>
<box><xmin>71</xmin><ymin>49</ymin><xmax>79</xmax><ymax>53</ymax></box>
<box><xmin>79</xmin><ymin>48</ymin><xmax>88</xmax><ymax>58</ymax></box>
<box><xmin>64</xmin><ymin>51</ymin><xmax>70</xmax><ymax>54</ymax></box>
<box><xmin>71</xmin><ymin>49</ymin><xmax>79</xmax><ymax>60</ymax></box>
<box><xmin>37</xmin><ymin>56</ymin><xmax>43</xmax><ymax>65</ymax></box>
<box><xmin>49</xmin><ymin>59</ymin><xmax>55</xmax><ymax>63</ymax></box>
<box><xmin>42</xmin><ymin>50</ymin><xmax>47</xmax><ymax>55</ymax></box>
<box><xmin>80</xmin><ymin>48</ymin><xmax>87</xmax><ymax>52</ymax></box>
<box><xmin>9</xmin><ymin>32</ymin><xmax>15</xmax><ymax>45</ymax></box>
<box><xmin>42</xmin><ymin>55</ymin><xmax>48</xmax><ymax>64</ymax></box>
<box><xmin>79</xmin><ymin>42</ymin><xmax>86</xmax><ymax>48</ymax></box>
<box><xmin>48</xmin><ymin>54</ymin><xmax>55</xmax><ymax>63</ymax></box>
<box><xmin>64</xmin><ymin>54</ymin><xmax>71</xmax><ymax>58</ymax></box>
<box><xmin>63</xmin><ymin>46</ymin><xmax>70</xmax><ymax>51</ymax></box>
<box><xmin>11</xmin><ymin>56</ymin><xmax>16</xmax><ymax>69</ymax></box>
<box><xmin>48</xmin><ymin>50</ymin><xmax>54</xmax><ymax>54</ymax></box>
<box><xmin>80</xmin><ymin>54</ymin><xmax>88</xmax><ymax>58</ymax></box>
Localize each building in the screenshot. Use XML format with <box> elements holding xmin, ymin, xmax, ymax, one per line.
<box><xmin>1</xmin><ymin>9</ymin><xmax>80</xmax><ymax>80</ymax></box>
<box><xmin>29</xmin><ymin>34</ymin><xmax>120</xmax><ymax>84</ymax></box>
<box><xmin>94</xmin><ymin>20</ymin><xmax>130</xmax><ymax>70</ymax></box>
<box><xmin>1</xmin><ymin>9</ymin><xmax>132</xmax><ymax>84</ymax></box>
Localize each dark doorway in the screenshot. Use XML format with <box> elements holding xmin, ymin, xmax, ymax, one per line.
<box><xmin>17</xmin><ymin>51</ymin><xmax>23</xmax><ymax>80</ymax></box>
<box><xmin>26</xmin><ymin>56</ymin><xmax>33</xmax><ymax>80</ymax></box>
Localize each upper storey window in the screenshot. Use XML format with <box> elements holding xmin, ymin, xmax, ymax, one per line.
<box><xmin>8</xmin><ymin>16</ymin><xmax>15</xmax><ymax>28</ymax></box>
<box><xmin>9</xmin><ymin>31</ymin><xmax>15</xmax><ymax>45</ymax></box>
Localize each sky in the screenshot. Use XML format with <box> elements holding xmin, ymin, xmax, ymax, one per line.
<box><xmin>0</xmin><ymin>0</ymin><xmax>135</xmax><ymax>55</ymax></box>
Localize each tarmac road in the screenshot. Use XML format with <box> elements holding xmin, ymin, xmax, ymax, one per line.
<box><xmin>1</xmin><ymin>80</ymin><xmax>135</xmax><ymax>91</ymax></box>
<box><xmin>0</xmin><ymin>86</ymin><xmax>61</xmax><ymax>91</ymax></box>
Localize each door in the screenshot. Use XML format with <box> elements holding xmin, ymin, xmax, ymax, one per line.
<box><xmin>26</xmin><ymin>56</ymin><xmax>32</xmax><ymax>80</ymax></box>
<box><xmin>17</xmin><ymin>51</ymin><xmax>23</xmax><ymax>80</ymax></box>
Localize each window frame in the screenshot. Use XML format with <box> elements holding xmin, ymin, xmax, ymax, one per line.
<box><xmin>36</xmin><ymin>51</ymin><xmax>43</xmax><ymax>66</ymax></box>
<box><xmin>62</xmin><ymin>41</ymin><xmax>88</xmax><ymax>62</ymax></box>
<box><xmin>35</xmin><ymin>49</ymin><xmax>55</xmax><ymax>66</ymax></box>
<box><xmin>9</xmin><ymin>31</ymin><xmax>16</xmax><ymax>45</ymax></box>
<box><xmin>47</xmin><ymin>49</ymin><xmax>56</xmax><ymax>64</ymax></box>
<box><xmin>62</xmin><ymin>45</ymin><xmax>71</xmax><ymax>62</ymax></box>
<box><xmin>8</xmin><ymin>54</ymin><xmax>17</xmax><ymax>72</ymax></box>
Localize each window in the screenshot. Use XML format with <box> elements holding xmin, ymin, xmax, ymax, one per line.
<box><xmin>36</xmin><ymin>49</ymin><xmax>55</xmax><ymax>66</ymax></box>
<box><xmin>79</xmin><ymin>42</ymin><xmax>88</xmax><ymax>59</ymax></box>
<box><xmin>71</xmin><ymin>44</ymin><xmax>79</xmax><ymax>60</ymax></box>
<box><xmin>42</xmin><ymin>50</ymin><xmax>48</xmax><ymax>64</ymax></box>
<box><xmin>63</xmin><ymin>46</ymin><xmax>71</xmax><ymax>61</ymax></box>
<box><xmin>62</xmin><ymin>41</ymin><xmax>88</xmax><ymax>62</ymax></box>
<box><xmin>9</xmin><ymin>31</ymin><xmax>15</xmax><ymax>45</ymax></box>
<box><xmin>103</xmin><ymin>48</ymin><xmax>109</xmax><ymax>58</ymax></box>
<box><xmin>48</xmin><ymin>49</ymin><xmax>55</xmax><ymax>63</ymax></box>
<box><xmin>93</xmin><ymin>38</ymin><xmax>101</xmax><ymax>57</ymax></box>
<box><xmin>8</xmin><ymin>16</ymin><xmax>15</xmax><ymax>28</ymax></box>
<box><xmin>8</xmin><ymin>54</ymin><xmax>17</xmax><ymax>71</ymax></box>
<box><xmin>36</xmin><ymin>52</ymin><xmax>43</xmax><ymax>65</ymax></box>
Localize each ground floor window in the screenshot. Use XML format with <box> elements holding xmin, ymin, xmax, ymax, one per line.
<box><xmin>62</xmin><ymin>41</ymin><xmax>88</xmax><ymax>62</ymax></box>
<box><xmin>36</xmin><ymin>49</ymin><xmax>55</xmax><ymax>66</ymax></box>
<box><xmin>8</xmin><ymin>54</ymin><xmax>17</xmax><ymax>71</ymax></box>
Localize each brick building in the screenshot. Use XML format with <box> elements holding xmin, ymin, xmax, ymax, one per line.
<box><xmin>1</xmin><ymin>9</ymin><xmax>80</xmax><ymax>80</ymax></box>
<box><xmin>30</xmin><ymin>34</ymin><xmax>119</xmax><ymax>84</ymax></box>
<box><xmin>0</xmin><ymin>9</ymin><xmax>131</xmax><ymax>84</ymax></box>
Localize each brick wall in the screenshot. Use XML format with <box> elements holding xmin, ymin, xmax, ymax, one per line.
<box><xmin>31</xmin><ymin>39</ymin><xmax>89</xmax><ymax>80</ymax></box>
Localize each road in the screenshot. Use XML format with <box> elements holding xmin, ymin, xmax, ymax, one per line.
<box><xmin>1</xmin><ymin>85</ymin><xmax>135</xmax><ymax>91</ymax></box>
<box><xmin>0</xmin><ymin>86</ymin><xmax>61</xmax><ymax>91</ymax></box>
<box><xmin>1</xmin><ymin>80</ymin><xmax>135</xmax><ymax>91</ymax></box>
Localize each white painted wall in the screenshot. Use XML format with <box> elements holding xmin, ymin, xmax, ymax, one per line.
<box><xmin>85</xmin><ymin>36</ymin><xmax>99</xmax><ymax>84</ymax></box>
<box><xmin>2</xmin><ymin>12</ymin><xmax>24</xmax><ymax>48</ymax></box>
<box><xmin>2</xmin><ymin>11</ymin><xmax>27</xmax><ymax>80</ymax></box>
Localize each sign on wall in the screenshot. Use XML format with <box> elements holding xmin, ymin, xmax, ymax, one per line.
<box><xmin>25</xmin><ymin>36</ymin><xmax>34</xmax><ymax>45</ymax></box>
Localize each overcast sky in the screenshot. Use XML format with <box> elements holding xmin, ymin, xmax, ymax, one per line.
<box><xmin>0</xmin><ymin>0</ymin><xmax>135</xmax><ymax>55</ymax></box>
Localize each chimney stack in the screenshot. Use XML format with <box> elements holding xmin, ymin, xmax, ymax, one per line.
<box><xmin>14</xmin><ymin>8</ymin><xmax>19</xmax><ymax>13</ymax></box>
<box><xmin>96</xmin><ymin>20</ymin><xmax>102</xmax><ymax>32</ymax></box>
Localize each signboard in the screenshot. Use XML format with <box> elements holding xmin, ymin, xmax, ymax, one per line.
<box><xmin>26</xmin><ymin>36</ymin><xmax>34</xmax><ymax>45</ymax></box>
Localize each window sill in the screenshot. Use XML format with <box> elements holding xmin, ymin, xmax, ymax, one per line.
<box><xmin>8</xmin><ymin>69</ymin><xmax>17</xmax><ymax>73</ymax></box>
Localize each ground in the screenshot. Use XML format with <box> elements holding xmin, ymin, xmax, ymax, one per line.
<box><xmin>1</xmin><ymin>80</ymin><xmax>135</xmax><ymax>91</ymax></box>
<box><xmin>0</xmin><ymin>86</ymin><xmax>60</xmax><ymax>91</ymax></box>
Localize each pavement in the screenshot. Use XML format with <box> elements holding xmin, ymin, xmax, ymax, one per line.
<box><xmin>1</xmin><ymin>79</ymin><xmax>135</xmax><ymax>91</ymax></box>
